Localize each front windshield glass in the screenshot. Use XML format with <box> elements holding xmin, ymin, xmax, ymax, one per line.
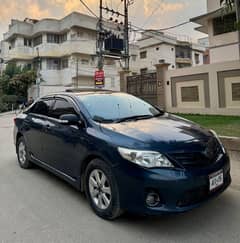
<box><xmin>78</xmin><ymin>93</ymin><xmax>161</xmax><ymax>123</ymax></box>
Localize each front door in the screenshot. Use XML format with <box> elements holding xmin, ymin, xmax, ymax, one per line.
<box><xmin>42</xmin><ymin>98</ymin><xmax>86</xmax><ymax>180</ymax></box>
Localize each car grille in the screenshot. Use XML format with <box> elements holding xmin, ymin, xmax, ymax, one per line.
<box><xmin>168</xmin><ymin>138</ymin><xmax>222</xmax><ymax>168</ymax></box>
<box><xmin>177</xmin><ymin>172</ymin><xmax>231</xmax><ymax>207</ymax></box>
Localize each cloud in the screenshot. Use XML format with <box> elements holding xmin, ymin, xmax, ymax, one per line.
<box><xmin>49</xmin><ymin>0</ymin><xmax>98</xmax><ymax>14</ymax></box>
<box><xmin>0</xmin><ymin>0</ymin><xmax>49</xmax><ymax>21</ymax></box>
<box><xmin>144</xmin><ymin>0</ymin><xmax>187</xmax><ymax>17</ymax></box>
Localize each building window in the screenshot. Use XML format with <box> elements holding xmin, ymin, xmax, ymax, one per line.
<box><xmin>24</xmin><ymin>38</ymin><xmax>32</xmax><ymax>47</ymax></box>
<box><xmin>33</xmin><ymin>35</ymin><xmax>42</xmax><ymax>47</ymax></box>
<box><xmin>195</xmin><ymin>53</ymin><xmax>200</xmax><ymax>64</ymax></box>
<box><xmin>232</xmin><ymin>83</ymin><xmax>240</xmax><ymax>101</ymax></box>
<box><xmin>156</xmin><ymin>47</ymin><xmax>159</xmax><ymax>51</ymax></box>
<box><xmin>176</xmin><ymin>46</ymin><xmax>191</xmax><ymax>58</ymax></box>
<box><xmin>60</xmin><ymin>33</ymin><xmax>67</xmax><ymax>43</ymax></box>
<box><xmin>177</xmin><ymin>63</ymin><xmax>191</xmax><ymax>69</ymax></box>
<box><xmin>131</xmin><ymin>55</ymin><xmax>137</xmax><ymax>61</ymax></box>
<box><xmin>181</xmin><ymin>86</ymin><xmax>199</xmax><ymax>102</ymax></box>
<box><xmin>81</xmin><ymin>59</ymin><xmax>89</xmax><ymax>65</ymax></box>
<box><xmin>213</xmin><ymin>13</ymin><xmax>237</xmax><ymax>35</ymax></box>
<box><xmin>61</xmin><ymin>58</ymin><xmax>69</xmax><ymax>69</ymax></box>
<box><xmin>140</xmin><ymin>68</ymin><xmax>148</xmax><ymax>74</ymax></box>
<box><xmin>10</xmin><ymin>39</ymin><xmax>15</xmax><ymax>49</ymax></box>
<box><xmin>140</xmin><ymin>51</ymin><xmax>147</xmax><ymax>59</ymax></box>
<box><xmin>111</xmin><ymin>77</ymin><xmax>115</xmax><ymax>88</ymax></box>
<box><xmin>47</xmin><ymin>33</ymin><xmax>67</xmax><ymax>44</ymax></box>
<box><xmin>47</xmin><ymin>59</ymin><xmax>61</xmax><ymax>70</ymax></box>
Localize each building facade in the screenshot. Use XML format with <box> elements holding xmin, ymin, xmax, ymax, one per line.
<box><xmin>1</xmin><ymin>12</ymin><xmax>121</xmax><ymax>98</ymax></box>
<box><xmin>191</xmin><ymin>0</ymin><xmax>239</xmax><ymax>64</ymax></box>
<box><xmin>129</xmin><ymin>31</ymin><xmax>205</xmax><ymax>74</ymax></box>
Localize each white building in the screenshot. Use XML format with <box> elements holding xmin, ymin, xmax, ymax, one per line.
<box><xmin>191</xmin><ymin>0</ymin><xmax>239</xmax><ymax>64</ymax></box>
<box><xmin>129</xmin><ymin>31</ymin><xmax>205</xmax><ymax>74</ymax></box>
<box><xmin>1</xmin><ymin>12</ymin><xmax>121</xmax><ymax>98</ymax></box>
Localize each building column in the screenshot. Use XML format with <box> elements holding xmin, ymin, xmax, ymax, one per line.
<box><xmin>155</xmin><ymin>63</ymin><xmax>170</xmax><ymax>110</ymax></box>
<box><xmin>119</xmin><ymin>70</ymin><xmax>131</xmax><ymax>92</ymax></box>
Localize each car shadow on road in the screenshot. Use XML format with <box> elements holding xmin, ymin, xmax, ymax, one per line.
<box><xmin>113</xmin><ymin>191</ymin><xmax>237</xmax><ymax>239</ymax></box>
<box><xmin>30</xmin><ymin>164</ymin><xmax>238</xmax><ymax>240</ymax></box>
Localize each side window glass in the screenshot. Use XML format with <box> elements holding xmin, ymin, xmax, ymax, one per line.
<box><xmin>29</xmin><ymin>99</ymin><xmax>54</xmax><ymax>116</ymax></box>
<box><xmin>51</xmin><ymin>99</ymin><xmax>76</xmax><ymax>119</ymax></box>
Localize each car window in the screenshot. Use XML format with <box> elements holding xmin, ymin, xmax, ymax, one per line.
<box><xmin>77</xmin><ymin>93</ymin><xmax>160</xmax><ymax>123</ymax></box>
<box><xmin>51</xmin><ymin>99</ymin><xmax>77</xmax><ymax>119</ymax></box>
<box><xmin>29</xmin><ymin>99</ymin><xmax>55</xmax><ymax>116</ymax></box>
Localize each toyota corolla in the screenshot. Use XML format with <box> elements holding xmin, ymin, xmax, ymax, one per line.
<box><xmin>14</xmin><ymin>90</ymin><xmax>231</xmax><ymax>219</ymax></box>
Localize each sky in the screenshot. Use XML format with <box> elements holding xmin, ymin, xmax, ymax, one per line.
<box><xmin>0</xmin><ymin>0</ymin><xmax>207</xmax><ymax>42</ymax></box>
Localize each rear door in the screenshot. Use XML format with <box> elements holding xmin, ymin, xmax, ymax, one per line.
<box><xmin>24</xmin><ymin>98</ymin><xmax>55</xmax><ymax>162</ymax></box>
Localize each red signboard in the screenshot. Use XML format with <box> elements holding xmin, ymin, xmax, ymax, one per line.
<box><xmin>94</xmin><ymin>70</ymin><xmax>105</xmax><ymax>87</ymax></box>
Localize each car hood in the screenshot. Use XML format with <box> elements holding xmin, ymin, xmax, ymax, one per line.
<box><xmin>100</xmin><ymin>114</ymin><xmax>212</xmax><ymax>152</ymax></box>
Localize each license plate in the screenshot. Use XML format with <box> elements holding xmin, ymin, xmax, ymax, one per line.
<box><xmin>209</xmin><ymin>170</ymin><xmax>224</xmax><ymax>191</ymax></box>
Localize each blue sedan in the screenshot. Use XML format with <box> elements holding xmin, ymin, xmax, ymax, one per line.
<box><xmin>14</xmin><ymin>89</ymin><xmax>231</xmax><ymax>219</ymax></box>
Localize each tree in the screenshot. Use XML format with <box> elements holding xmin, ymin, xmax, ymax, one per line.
<box><xmin>0</xmin><ymin>64</ymin><xmax>38</xmax><ymax>112</ymax></box>
<box><xmin>220</xmin><ymin>0</ymin><xmax>236</xmax><ymax>10</ymax></box>
<box><xmin>220</xmin><ymin>0</ymin><xmax>240</xmax><ymax>29</ymax></box>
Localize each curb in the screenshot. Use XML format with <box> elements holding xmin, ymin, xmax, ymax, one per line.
<box><xmin>220</xmin><ymin>136</ymin><xmax>240</xmax><ymax>152</ymax></box>
<box><xmin>0</xmin><ymin>111</ymin><xmax>16</xmax><ymax>117</ymax></box>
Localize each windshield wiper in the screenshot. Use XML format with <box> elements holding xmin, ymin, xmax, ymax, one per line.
<box><xmin>93</xmin><ymin>116</ymin><xmax>115</xmax><ymax>124</ymax></box>
<box><xmin>115</xmin><ymin>115</ymin><xmax>155</xmax><ymax>123</ymax></box>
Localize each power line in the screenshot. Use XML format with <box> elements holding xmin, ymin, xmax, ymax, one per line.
<box><xmin>141</xmin><ymin>0</ymin><xmax>165</xmax><ymax>28</ymax></box>
<box><xmin>79</xmin><ymin>0</ymin><xmax>98</xmax><ymax>18</ymax></box>
<box><xmin>79</xmin><ymin>0</ymin><xmax>190</xmax><ymax>38</ymax></box>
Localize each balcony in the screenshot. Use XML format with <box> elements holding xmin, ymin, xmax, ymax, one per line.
<box><xmin>8</xmin><ymin>46</ymin><xmax>34</xmax><ymax>60</ymax></box>
<box><xmin>36</xmin><ymin>40</ymin><xmax>96</xmax><ymax>57</ymax></box>
<box><xmin>175</xmin><ymin>57</ymin><xmax>192</xmax><ymax>64</ymax></box>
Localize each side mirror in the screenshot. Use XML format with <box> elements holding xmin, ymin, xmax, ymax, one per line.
<box><xmin>59</xmin><ymin>114</ymin><xmax>81</xmax><ymax>126</ymax></box>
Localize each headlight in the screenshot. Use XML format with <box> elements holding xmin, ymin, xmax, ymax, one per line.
<box><xmin>210</xmin><ymin>130</ymin><xmax>226</xmax><ymax>154</ymax></box>
<box><xmin>118</xmin><ymin>147</ymin><xmax>174</xmax><ymax>168</ymax></box>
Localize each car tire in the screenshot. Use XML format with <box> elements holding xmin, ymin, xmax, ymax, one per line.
<box><xmin>17</xmin><ymin>136</ymin><xmax>32</xmax><ymax>169</ymax></box>
<box><xmin>85</xmin><ymin>159</ymin><xmax>123</xmax><ymax>220</ymax></box>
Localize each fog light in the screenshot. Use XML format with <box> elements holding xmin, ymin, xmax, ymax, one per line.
<box><xmin>146</xmin><ymin>191</ymin><xmax>161</xmax><ymax>207</ymax></box>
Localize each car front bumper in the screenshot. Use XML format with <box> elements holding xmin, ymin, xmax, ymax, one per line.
<box><xmin>114</xmin><ymin>154</ymin><xmax>231</xmax><ymax>215</ymax></box>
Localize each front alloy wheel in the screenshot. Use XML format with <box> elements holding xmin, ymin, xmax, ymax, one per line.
<box><xmin>89</xmin><ymin>169</ymin><xmax>112</xmax><ymax>210</ymax></box>
<box><xmin>85</xmin><ymin>159</ymin><xmax>123</xmax><ymax>220</ymax></box>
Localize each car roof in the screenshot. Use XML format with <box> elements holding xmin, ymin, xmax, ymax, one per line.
<box><xmin>42</xmin><ymin>88</ymin><xmax>120</xmax><ymax>99</ymax></box>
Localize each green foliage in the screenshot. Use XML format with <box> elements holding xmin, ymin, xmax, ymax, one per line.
<box><xmin>220</xmin><ymin>0</ymin><xmax>235</xmax><ymax>10</ymax></box>
<box><xmin>220</xmin><ymin>0</ymin><xmax>240</xmax><ymax>29</ymax></box>
<box><xmin>176</xmin><ymin>114</ymin><xmax>240</xmax><ymax>137</ymax></box>
<box><xmin>0</xmin><ymin>63</ymin><xmax>37</xmax><ymax>112</ymax></box>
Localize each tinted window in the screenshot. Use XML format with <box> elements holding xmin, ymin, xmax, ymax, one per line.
<box><xmin>78</xmin><ymin>93</ymin><xmax>160</xmax><ymax>123</ymax></box>
<box><xmin>30</xmin><ymin>99</ymin><xmax>54</xmax><ymax>116</ymax></box>
<box><xmin>51</xmin><ymin>99</ymin><xmax>76</xmax><ymax>119</ymax></box>
<box><xmin>213</xmin><ymin>13</ymin><xmax>237</xmax><ymax>36</ymax></box>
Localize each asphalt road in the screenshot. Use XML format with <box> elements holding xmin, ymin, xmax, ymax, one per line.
<box><xmin>0</xmin><ymin>113</ymin><xmax>240</xmax><ymax>243</ymax></box>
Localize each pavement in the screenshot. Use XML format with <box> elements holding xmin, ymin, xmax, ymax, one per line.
<box><xmin>0</xmin><ymin>113</ymin><xmax>240</xmax><ymax>243</ymax></box>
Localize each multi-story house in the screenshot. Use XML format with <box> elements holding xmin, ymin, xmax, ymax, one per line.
<box><xmin>1</xmin><ymin>12</ymin><xmax>121</xmax><ymax>98</ymax></box>
<box><xmin>129</xmin><ymin>31</ymin><xmax>205</xmax><ymax>74</ymax></box>
<box><xmin>191</xmin><ymin>0</ymin><xmax>239</xmax><ymax>63</ymax></box>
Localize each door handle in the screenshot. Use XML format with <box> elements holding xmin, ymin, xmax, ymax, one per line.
<box><xmin>45</xmin><ymin>124</ymin><xmax>51</xmax><ymax>130</ymax></box>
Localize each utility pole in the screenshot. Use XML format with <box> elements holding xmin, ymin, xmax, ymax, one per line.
<box><xmin>235</xmin><ymin>0</ymin><xmax>240</xmax><ymax>60</ymax></box>
<box><xmin>76</xmin><ymin>57</ymin><xmax>79</xmax><ymax>88</ymax></box>
<box><xmin>97</xmin><ymin>0</ymin><xmax>104</xmax><ymax>71</ymax></box>
<box><xmin>36</xmin><ymin>47</ymin><xmax>41</xmax><ymax>98</ymax></box>
<box><xmin>124</xmin><ymin>0</ymin><xmax>130</xmax><ymax>70</ymax></box>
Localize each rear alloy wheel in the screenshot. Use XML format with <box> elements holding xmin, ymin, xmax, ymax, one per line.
<box><xmin>17</xmin><ymin>137</ymin><xmax>32</xmax><ymax>169</ymax></box>
<box><xmin>85</xmin><ymin>159</ymin><xmax>123</xmax><ymax>220</ymax></box>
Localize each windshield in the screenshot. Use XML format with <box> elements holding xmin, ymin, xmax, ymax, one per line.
<box><xmin>78</xmin><ymin>93</ymin><xmax>162</xmax><ymax>123</ymax></box>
